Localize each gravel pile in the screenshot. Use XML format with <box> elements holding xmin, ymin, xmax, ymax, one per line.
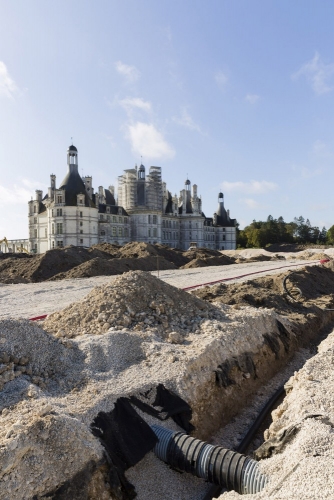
<box><xmin>43</xmin><ymin>270</ymin><xmax>222</xmax><ymax>339</ymax></box>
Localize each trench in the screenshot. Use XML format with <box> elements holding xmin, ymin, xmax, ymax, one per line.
<box><xmin>96</xmin><ymin>310</ymin><xmax>334</xmax><ymax>500</ymax></box>
<box><xmin>36</xmin><ymin>265</ymin><xmax>334</xmax><ymax>499</ymax></box>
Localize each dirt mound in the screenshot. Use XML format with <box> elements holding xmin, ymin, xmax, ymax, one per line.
<box><xmin>181</xmin><ymin>254</ymin><xmax>235</xmax><ymax>269</ymax></box>
<box><xmin>0</xmin><ymin>243</ymin><xmax>234</xmax><ymax>284</ymax></box>
<box><xmin>244</xmin><ymin>254</ymin><xmax>274</xmax><ymax>262</ymax></box>
<box><xmin>43</xmin><ymin>270</ymin><xmax>220</xmax><ymax>338</ymax></box>
<box><xmin>266</xmin><ymin>243</ymin><xmax>331</xmax><ymax>253</ymax></box>
<box><xmin>192</xmin><ymin>265</ymin><xmax>334</xmax><ymax>317</ymax></box>
<box><xmin>49</xmin><ymin>255</ymin><xmax>177</xmax><ymax>280</ymax></box>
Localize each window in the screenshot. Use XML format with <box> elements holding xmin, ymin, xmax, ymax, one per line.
<box><xmin>80</xmin><ymin>239</ymin><xmax>83</xmax><ymax>244</ymax></box>
<box><xmin>80</xmin><ymin>211</ymin><xmax>83</xmax><ymax>218</ymax></box>
<box><xmin>223</xmin><ymin>235</ymin><xmax>226</xmax><ymax>241</ymax></box>
<box><xmin>56</xmin><ymin>223</ymin><xmax>63</xmax><ymax>234</ymax></box>
<box><xmin>57</xmin><ymin>208</ymin><xmax>62</xmax><ymax>216</ymax></box>
<box><xmin>153</xmin><ymin>215</ymin><xmax>157</xmax><ymax>224</ymax></box>
<box><xmin>79</xmin><ymin>199</ymin><xmax>83</xmax><ymax>204</ymax></box>
<box><xmin>101</xmin><ymin>231</ymin><xmax>105</xmax><ymax>236</ymax></box>
<box><xmin>80</xmin><ymin>230</ymin><xmax>83</xmax><ymax>234</ymax></box>
<box><xmin>153</xmin><ymin>228</ymin><xmax>157</xmax><ymax>237</ymax></box>
<box><xmin>112</xmin><ymin>216</ymin><xmax>116</xmax><ymax>223</ymax></box>
<box><xmin>112</xmin><ymin>227</ymin><xmax>116</xmax><ymax>236</ymax></box>
<box><xmin>80</xmin><ymin>221</ymin><xmax>83</xmax><ymax>226</ymax></box>
<box><xmin>34</xmin><ymin>229</ymin><xmax>37</xmax><ymax>238</ymax></box>
<box><xmin>162</xmin><ymin>220</ymin><xmax>165</xmax><ymax>228</ymax></box>
<box><xmin>57</xmin><ymin>241</ymin><xmax>63</xmax><ymax>247</ymax></box>
<box><xmin>148</xmin><ymin>228</ymin><xmax>151</xmax><ymax>237</ymax></box>
<box><xmin>52</xmin><ymin>241</ymin><xmax>55</xmax><ymax>249</ymax></box>
<box><xmin>118</xmin><ymin>227</ymin><xmax>122</xmax><ymax>237</ymax></box>
<box><xmin>52</xmin><ymin>224</ymin><xmax>54</xmax><ymax>235</ymax></box>
<box><xmin>163</xmin><ymin>231</ymin><xmax>165</xmax><ymax>239</ymax></box>
<box><xmin>34</xmin><ymin>206</ymin><xmax>36</xmax><ymax>213</ymax></box>
<box><xmin>52</xmin><ymin>209</ymin><xmax>54</xmax><ymax>217</ymax></box>
<box><xmin>57</xmin><ymin>195</ymin><xmax>62</xmax><ymax>204</ymax></box>
<box><xmin>119</xmin><ymin>216</ymin><xmax>122</xmax><ymax>223</ymax></box>
<box><xmin>148</xmin><ymin>215</ymin><xmax>151</xmax><ymax>224</ymax></box>
<box><xmin>223</xmin><ymin>228</ymin><xmax>225</xmax><ymax>232</ymax></box>
<box><xmin>99</xmin><ymin>214</ymin><xmax>103</xmax><ymax>220</ymax></box>
<box><xmin>124</xmin><ymin>217</ymin><xmax>128</xmax><ymax>224</ymax></box>
<box><xmin>34</xmin><ymin>217</ymin><xmax>37</xmax><ymax>224</ymax></box>
<box><xmin>107</xmin><ymin>215</ymin><xmax>110</xmax><ymax>221</ymax></box>
<box><xmin>124</xmin><ymin>228</ymin><xmax>128</xmax><ymax>237</ymax></box>
<box><xmin>106</xmin><ymin>207</ymin><xmax>110</xmax><ymax>214</ymax></box>
<box><xmin>189</xmin><ymin>221</ymin><xmax>192</xmax><ymax>228</ymax></box>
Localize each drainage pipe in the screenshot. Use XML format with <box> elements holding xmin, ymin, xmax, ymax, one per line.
<box><xmin>203</xmin><ymin>385</ymin><xmax>285</xmax><ymax>499</ymax></box>
<box><xmin>151</xmin><ymin>424</ymin><xmax>268</xmax><ymax>495</ymax></box>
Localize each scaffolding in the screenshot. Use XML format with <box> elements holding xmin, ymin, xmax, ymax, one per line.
<box><xmin>146</xmin><ymin>166</ymin><xmax>162</xmax><ymax>210</ymax></box>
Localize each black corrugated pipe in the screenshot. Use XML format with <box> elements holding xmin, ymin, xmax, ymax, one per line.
<box><xmin>151</xmin><ymin>425</ymin><xmax>268</xmax><ymax>495</ymax></box>
<box><xmin>203</xmin><ymin>384</ymin><xmax>285</xmax><ymax>499</ymax></box>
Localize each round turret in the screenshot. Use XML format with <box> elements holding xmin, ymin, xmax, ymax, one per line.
<box><xmin>138</xmin><ymin>164</ymin><xmax>145</xmax><ymax>180</ymax></box>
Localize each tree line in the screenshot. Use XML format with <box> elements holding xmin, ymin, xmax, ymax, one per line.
<box><xmin>237</xmin><ymin>215</ymin><xmax>334</xmax><ymax>248</ymax></box>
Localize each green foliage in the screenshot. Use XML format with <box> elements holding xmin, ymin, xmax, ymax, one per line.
<box><xmin>237</xmin><ymin>215</ymin><xmax>328</xmax><ymax>248</ymax></box>
<box><xmin>327</xmin><ymin>225</ymin><xmax>334</xmax><ymax>245</ymax></box>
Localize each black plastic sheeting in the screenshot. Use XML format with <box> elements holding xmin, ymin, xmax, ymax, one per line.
<box><xmin>91</xmin><ymin>398</ymin><xmax>156</xmax><ymax>500</ymax></box>
<box><xmin>90</xmin><ymin>384</ymin><xmax>194</xmax><ymax>500</ymax></box>
<box><xmin>130</xmin><ymin>383</ymin><xmax>195</xmax><ymax>433</ymax></box>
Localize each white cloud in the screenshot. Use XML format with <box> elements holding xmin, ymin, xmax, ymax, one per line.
<box><xmin>115</xmin><ymin>61</ymin><xmax>140</xmax><ymax>83</ymax></box>
<box><xmin>0</xmin><ymin>183</ymin><xmax>32</xmax><ymax>205</ymax></box>
<box><xmin>126</xmin><ymin>122</ymin><xmax>175</xmax><ymax>160</ymax></box>
<box><xmin>215</xmin><ymin>70</ymin><xmax>228</xmax><ymax>87</ymax></box>
<box><xmin>119</xmin><ymin>97</ymin><xmax>152</xmax><ymax>114</ymax></box>
<box><xmin>241</xmin><ymin>198</ymin><xmax>263</xmax><ymax>209</ymax></box>
<box><xmin>292</xmin><ymin>52</ymin><xmax>334</xmax><ymax>95</ymax></box>
<box><xmin>301</xmin><ymin>166</ymin><xmax>323</xmax><ymax>179</ymax></box>
<box><xmin>245</xmin><ymin>94</ymin><xmax>260</xmax><ymax>104</ymax></box>
<box><xmin>221</xmin><ymin>180</ymin><xmax>278</xmax><ymax>194</ymax></box>
<box><xmin>173</xmin><ymin>108</ymin><xmax>202</xmax><ymax>133</ymax></box>
<box><xmin>291</xmin><ymin>163</ymin><xmax>323</xmax><ymax>179</ymax></box>
<box><xmin>0</xmin><ymin>61</ymin><xmax>18</xmax><ymax>99</ymax></box>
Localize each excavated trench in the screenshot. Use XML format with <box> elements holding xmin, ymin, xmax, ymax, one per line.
<box><xmin>1</xmin><ymin>264</ymin><xmax>334</xmax><ymax>500</ymax></box>
<box><xmin>122</xmin><ymin>264</ymin><xmax>334</xmax><ymax>499</ymax></box>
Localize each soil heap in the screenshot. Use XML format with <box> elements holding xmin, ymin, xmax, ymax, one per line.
<box><xmin>43</xmin><ymin>270</ymin><xmax>221</xmax><ymax>339</ymax></box>
<box><xmin>0</xmin><ymin>243</ymin><xmax>235</xmax><ymax>284</ymax></box>
<box><xmin>192</xmin><ymin>264</ymin><xmax>334</xmax><ymax>314</ymax></box>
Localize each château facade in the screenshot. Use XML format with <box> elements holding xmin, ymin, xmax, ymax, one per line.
<box><xmin>28</xmin><ymin>145</ymin><xmax>236</xmax><ymax>254</ymax></box>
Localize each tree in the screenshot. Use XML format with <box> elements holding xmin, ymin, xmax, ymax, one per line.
<box><xmin>327</xmin><ymin>225</ymin><xmax>334</xmax><ymax>245</ymax></box>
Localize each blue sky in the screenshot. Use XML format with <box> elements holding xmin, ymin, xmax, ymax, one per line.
<box><xmin>1</xmin><ymin>0</ymin><xmax>334</xmax><ymax>239</ymax></box>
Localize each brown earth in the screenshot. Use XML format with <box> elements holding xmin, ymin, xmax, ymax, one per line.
<box><xmin>192</xmin><ymin>263</ymin><xmax>334</xmax><ymax>329</ymax></box>
<box><xmin>266</xmin><ymin>243</ymin><xmax>332</xmax><ymax>253</ymax></box>
<box><xmin>0</xmin><ymin>242</ymin><xmax>235</xmax><ymax>284</ymax></box>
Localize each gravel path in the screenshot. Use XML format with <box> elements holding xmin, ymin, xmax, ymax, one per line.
<box><xmin>0</xmin><ymin>260</ymin><xmax>317</xmax><ymax>320</ymax></box>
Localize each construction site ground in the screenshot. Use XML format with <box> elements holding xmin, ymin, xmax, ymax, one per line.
<box><xmin>0</xmin><ymin>258</ymin><xmax>321</xmax><ymax>320</ymax></box>
<box><xmin>0</xmin><ymin>246</ymin><xmax>333</xmax><ymax>499</ymax></box>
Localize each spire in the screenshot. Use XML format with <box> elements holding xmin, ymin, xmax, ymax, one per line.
<box><xmin>67</xmin><ymin>144</ymin><xmax>78</xmax><ymax>172</ymax></box>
